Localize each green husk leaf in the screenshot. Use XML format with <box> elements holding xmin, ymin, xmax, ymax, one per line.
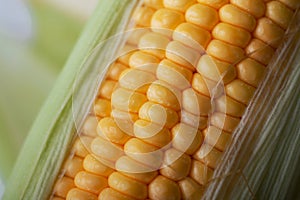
<box><xmin>3</xmin><ymin>0</ymin><xmax>137</xmax><ymax>199</ymax></box>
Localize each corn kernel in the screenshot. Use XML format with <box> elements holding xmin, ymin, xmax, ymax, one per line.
<box><xmin>83</xmin><ymin>154</ymin><xmax>114</xmax><ymax>177</ymax></box>
<box><xmin>230</xmin><ymin>0</ymin><xmax>266</xmax><ymax>18</ymax></box>
<box><xmin>181</xmin><ymin>110</ymin><xmax>208</xmax><ymax>130</ymax></box>
<box><xmin>203</xmin><ymin>126</ymin><xmax>231</xmax><ymax>151</ymax></box>
<box><xmin>215</xmin><ymin>95</ymin><xmax>247</xmax><ymax>117</ymax></box>
<box><xmin>279</xmin><ymin>0</ymin><xmax>299</xmax><ymax>10</ymax></box>
<box><xmin>194</xmin><ymin>144</ymin><xmax>223</xmax><ymax>169</ymax></box>
<box><xmin>98</xmin><ymin>80</ymin><xmax>116</xmax><ymax>100</ymax></box>
<box><xmin>118</xmin><ymin>45</ymin><xmax>136</xmax><ymax>66</ymax></box>
<box><xmin>91</xmin><ymin>137</ymin><xmax>124</xmax><ymax>162</ymax></box>
<box><xmin>66</xmin><ymin>188</ymin><xmax>98</xmax><ymax>200</ymax></box>
<box><xmin>74</xmin><ymin>171</ymin><xmax>108</xmax><ymax>194</ymax></box>
<box><xmin>163</xmin><ymin>0</ymin><xmax>196</xmax><ymax>12</ymax></box>
<box><xmin>246</xmin><ymin>39</ymin><xmax>275</xmax><ymax>65</ymax></box>
<box><xmin>73</xmin><ymin>136</ymin><xmax>93</xmax><ymax>158</ymax></box>
<box><xmin>178</xmin><ymin>177</ymin><xmax>205</xmax><ymax>200</ymax></box>
<box><xmin>107</xmin><ymin>62</ymin><xmax>128</xmax><ymax>81</ymax></box>
<box><xmin>149</xmin><ymin>175</ymin><xmax>181</xmax><ymax>200</ymax></box>
<box><xmin>82</xmin><ymin>116</ymin><xmax>98</xmax><ymax>137</ymax></box>
<box><xmin>133</xmin><ymin>6</ymin><xmax>155</xmax><ymax>27</ymax></box>
<box><xmin>99</xmin><ymin>188</ymin><xmax>136</xmax><ymax>200</ymax></box>
<box><xmin>211</xmin><ymin>112</ymin><xmax>241</xmax><ymax>132</ymax></box>
<box><xmin>63</xmin><ymin>156</ymin><xmax>84</xmax><ymax>178</ymax></box>
<box><xmin>192</xmin><ymin>73</ymin><xmax>223</xmax><ymax>98</ymax></box>
<box><xmin>94</xmin><ymin>99</ymin><xmax>111</xmax><ymax>118</ymax></box>
<box><xmin>266</xmin><ymin>1</ymin><xmax>293</xmax><ymax>29</ymax></box>
<box><xmin>226</xmin><ymin>79</ymin><xmax>256</xmax><ymax>105</ymax></box>
<box><xmin>197</xmin><ymin>0</ymin><xmax>228</xmax><ymax>9</ymax></box>
<box><xmin>53</xmin><ymin>177</ymin><xmax>75</xmax><ymax>198</ymax></box>
<box><xmin>190</xmin><ymin>160</ymin><xmax>213</xmax><ymax>185</ymax></box>
<box><xmin>129</xmin><ymin>51</ymin><xmax>159</xmax><ymax>74</ymax></box>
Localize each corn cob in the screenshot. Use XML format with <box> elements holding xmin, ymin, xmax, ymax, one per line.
<box><xmin>4</xmin><ymin>0</ymin><xmax>300</xmax><ymax>200</ymax></box>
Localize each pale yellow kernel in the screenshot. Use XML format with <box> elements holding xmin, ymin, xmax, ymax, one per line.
<box><xmin>237</xmin><ymin>58</ymin><xmax>266</xmax><ymax>87</ymax></box>
<box><xmin>144</xmin><ymin>0</ymin><xmax>164</xmax><ymax>9</ymax></box>
<box><xmin>53</xmin><ymin>177</ymin><xmax>75</xmax><ymax>198</ymax></box>
<box><xmin>107</xmin><ymin>62</ymin><xmax>128</xmax><ymax>81</ymax></box>
<box><xmin>108</xmin><ymin>172</ymin><xmax>148</xmax><ymax>200</ymax></box>
<box><xmin>124</xmin><ymin>138</ymin><xmax>163</xmax><ymax>169</ymax></box>
<box><xmin>254</xmin><ymin>18</ymin><xmax>285</xmax><ymax>48</ymax></box>
<box><xmin>197</xmin><ymin>0</ymin><xmax>228</xmax><ymax>9</ymax></box>
<box><xmin>215</xmin><ymin>95</ymin><xmax>247</xmax><ymax>117</ymax></box>
<box><xmin>63</xmin><ymin>156</ymin><xmax>83</xmax><ymax>178</ymax></box>
<box><xmin>174</xmin><ymin>22</ymin><xmax>211</xmax><ymax>49</ymax></box>
<box><xmin>82</xmin><ymin>116</ymin><xmax>98</xmax><ymax>137</ymax></box>
<box><xmin>182</xmin><ymin>88</ymin><xmax>212</xmax><ymax>116</ymax></box>
<box><xmin>266</xmin><ymin>1</ymin><xmax>293</xmax><ymax>29</ymax></box>
<box><xmin>220</xmin><ymin>4</ymin><xmax>256</xmax><ymax>31</ymax></box>
<box><xmin>97</xmin><ymin>117</ymin><xmax>131</xmax><ymax>145</ymax></box>
<box><xmin>226</xmin><ymin>79</ymin><xmax>256</xmax><ymax>105</ymax></box>
<box><xmin>91</xmin><ymin>137</ymin><xmax>124</xmax><ymax>162</ymax></box>
<box><xmin>212</xmin><ymin>23</ymin><xmax>251</xmax><ymax>48</ymax></box>
<box><xmin>129</xmin><ymin>51</ymin><xmax>159</xmax><ymax>74</ymax></box>
<box><xmin>163</xmin><ymin>0</ymin><xmax>196</xmax><ymax>12</ymax></box>
<box><xmin>99</xmin><ymin>188</ymin><xmax>136</xmax><ymax>200</ymax></box>
<box><xmin>160</xmin><ymin>148</ymin><xmax>191</xmax><ymax>181</ymax></box>
<box><xmin>186</xmin><ymin>4</ymin><xmax>219</xmax><ymax>30</ymax></box>
<box><xmin>194</xmin><ymin>144</ymin><xmax>223</xmax><ymax>169</ymax></box>
<box><xmin>83</xmin><ymin>154</ymin><xmax>114</xmax><ymax>177</ymax></box>
<box><xmin>73</xmin><ymin>136</ymin><xmax>93</xmax><ymax>158</ymax></box>
<box><xmin>149</xmin><ymin>175</ymin><xmax>181</xmax><ymax>200</ymax></box>
<box><xmin>52</xmin><ymin>197</ymin><xmax>64</xmax><ymax>200</ymax></box>
<box><xmin>98</xmin><ymin>80</ymin><xmax>116</xmax><ymax>100</ymax></box>
<box><xmin>178</xmin><ymin>177</ymin><xmax>205</xmax><ymax>200</ymax></box>
<box><xmin>203</xmin><ymin>126</ymin><xmax>231</xmax><ymax>151</ymax></box>
<box><xmin>74</xmin><ymin>171</ymin><xmax>107</xmax><ymax>194</ymax></box>
<box><xmin>192</xmin><ymin>73</ymin><xmax>223</xmax><ymax>98</ymax></box>
<box><xmin>166</xmin><ymin>40</ymin><xmax>202</xmax><ymax>70</ymax></box>
<box><xmin>172</xmin><ymin>123</ymin><xmax>203</xmax><ymax>155</ymax></box>
<box><xmin>197</xmin><ymin>55</ymin><xmax>236</xmax><ymax>84</ymax></box>
<box><xmin>147</xmin><ymin>81</ymin><xmax>181</xmax><ymax>111</ymax></box>
<box><xmin>246</xmin><ymin>39</ymin><xmax>275</xmax><ymax>65</ymax></box>
<box><xmin>119</xmin><ymin>68</ymin><xmax>156</xmax><ymax>93</ymax></box>
<box><xmin>151</xmin><ymin>8</ymin><xmax>185</xmax><ymax>37</ymax></box>
<box><xmin>139</xmin><ymin>32</ymin><xmax>170</xmax><ymax>59</ymax></box>
<box><xmin>157</xmin><ymin>59</ymin><xmax>193</xmax><ymax>90</ymax></box>
<box><xmin>139</xmin><ymin>101</ymin><xmax>179</xmax><ymax>129</ymax></box>
<box><xmin>207</xmin><ymin>40</ymin><xmax>245</xmax><ymax>64</ymax></box>
<box><xmin>230</xmin><ymin>0</ymin><xmax>266</xmax><ymax>18</ymax></box>
<box><xmin>190</xmin><ymin>160</ymin><xmax>213</xmax><ymax>185</ymax></box>
<box><xmin>66</xmin><ymin>188</ymin><xmax>98</xmax><ymax>200</ymax></box>
<box><xmin>94</xmin><ymin>99</ymin><xmax>111</xmax><ymax>118</ymax></box>
<box><xmin>134</xmin><ymin>119</ymin><xmax>171</xmax><ymax>148</ymax></box>
<box><xmin>133</xmin><ymin>6</ymin><xmax>155</xmax><ymax>27</ymax></box>
<box><xmin>211</xmin><ymin>112</ymin><xmax>241</xmax><ymax>132</ymax></box>
<box><xmin>111</xmin><ymin>109</ymin><xmax>137</xmax><ymax>136</ymax></box>
<box><xmin>181</xmin><ymin>110</ymin><xmax>208</xmax><ymax>130</ymax></box>
<box><xmin>111</xmin><ymin>87</ymin><xmax>147</xmax><ymax>113</ymax></box>
<box><xmin>278</xmin><ymin>0</ymin><xmax>299</xmax><ymax>10</ymax></box>
<box><xmin>118</xmin><ymin>45</ymin><xmax>136</xmax><ymax>66</ymax></box>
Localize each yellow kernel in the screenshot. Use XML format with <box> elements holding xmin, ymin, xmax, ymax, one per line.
<box><xmin>212</xmin><ymin>23</ymin><xmax>251</xmax><ymax>48</ymax></box>
<box><xmin>166</xmin><ymin>40</ymin><xmax>202</xmax><ymax>70</ymax></box>
<box><xmin>111</xmin><ymin>109</ymin><xmax>137</xmax><ymax>136</ymax></box>
<box><xmin>215</xmin><ymin>95</ymin><xmax>247</xmax><ymax>117</ymax></box>
<box><xmin>197</xmin><ymin>55</ymin><xmax>236</xmax><ymax>84</ymax></box>
<box><xmin>230</xmin><ymin>0</ymin><xmax>266</xmax><ymax>18</ymax></box>
<box><xmin>203</xmin><ymin>126</ymin><xmax>231</xmax><ymax>151</ymax></box>
<box><xmin>186</xmin><ymin>4</ymin><xmax>219</xmax><ymax>30</ymax></box>
<box><xmin>139</xmin><ymin>32</ymin><xmax>170</xmax><ymax>59</ymax></box>
<box><xmin>160</xmin><ymin>148</ymin><xmax>191</xmax><ymax>181</ymax></box>
<box><xmin>91</xmin><ymin>137</ymin><xmax>124</xmax><ymax>162</ymax></box>
<box><xmin>74</xmin><ymin>171</ymin><xmax>108</xmax><ymax>194</ymax></box>
<box><xmin>151</xmin><ymin>8</ymin><xmax>185</xmax><ymax>36</ymax></box>
<box><xmin>53</xmin><ymin>177</ymin><xmax>75</xmax><ymax>198</ymax></box>
<box><xmin>190</xmin><ymin>160</ymin><xmax>213</xmax><ymax>185</ymax></box>
<box><xmin>118</xmin><ymin>45</ymin><xmax>136</xmax><ymax>66</ymax></box>
<box><xmin>220</xmin><ymin>4</ymin><xmax>256</xmax><ymax>31</ymax></box>
<box><xmin>226</xmin><ymin>79</ymin><xmax>256</xmax><ymax>105</ymax></box>
<box><xmin>119</xmin><ymin>68</ymin><xmax>156</xmax><ymax>93</ymax></box>
<box><xmin>181</xmin><ymin>110</ymin><xmax>208</xmax><ymax>130</ymax></box>
<box><xmin>197</xmin><ymin>0</ymin><xmax>228</xmax><ymax>9</ymax></box>
<box><xmin>266</xmin><ymin>1</ymin><xmax>293</xmax><ymax>29</ymax></box>
<box><xmin>52</xmin><ymin>197</ymin><xmax>64</xmax><ymax>200</ymax></box>
<box><xmin>147</xmin><ymin>81</ymin><xmax>181</xmax><ymax>111</ymax></box>
<box><xmin>97</xmin><ymin>117</ymin><xmax>131</xmax><ymax>145</ymax></box>
<box><xmin>129</xmin><ymin>51</ymin><xmax>159</xmax><ymax>74</ymax></box>
<box><xmin>193</xmin><ymin>144</ymin><xmax>223</xmax><ymax>169</ymax></box>
<box><xmin>73</xmin><ymin>136</ymin><xmax>93</xmax><ymax>158</ymax></box>
<box><xmin>246</xmin><ymin>39</ymin><xmax>275</xmax><ymax>65</ymax></box>
<box><xmin>172</xmin><ymin>123</ymin><xmax>203</xmax><ymax>155</ymax></box>
<box><xmin>211</xmin><ymin>112</ymin><xmax>241</xmax><ymax>132</ymax></box>
<box><xmin>94</xmin><ymin>99</ymin><xmax>111</xmax><ymax>118</ymax></box>
<box><xmin>107</xmin><ymin>62</ymin><xmax>128</xmax><ymax>81</ymax></box>
<box><xmin>178</xmin><ymin>177</ymin><xmax>205</xmax><ymax>200</ymax></box>
<box><xmin>207</xmin><ymin>40</ymin><xmax>245</xmax><ymax>64</ymax></box>
<box><xmin>278</xmin><ymin>0</ymin><xmax>299</xmax><ymax>10</ymax></box>
<box><xmin>157</xmin><ymin>59</ymin><xmax>193</xmax><ymax>90</ymax></box>
<box><xmin>163</xmin><ymin>0</ymin><xmax>196</xmax><ymax>12</ymax></box>
<box><xmin>99</xmin><ymin>188</ymin><xmax>136</xmax><ymax>200</ymax></box>
<box><xmin>192</xmin><ymin>73</ymin><xmax>223</xmax><ymax>98</ymax></box>
<box><xmin>66</xmin><ymin>188</ymin><xmax>98</xmax><ymax>200</ymax></box>
<box><xmin>63</xmin><ymin>156</ymin><xmax>83</xmax><ymax>178</ymax></box>
<box><xmin>108</xmin><ymin>172</ymin><xmax>148</xmax><ymax>200</ymax></box>
<box><xmin>111</xmin><ymin>87</ymin><xmax>147</xmax><ymax>113</ymax></box>
<box><xmin>182</xmin><ymin>88</ymin><xmax>212</xmax><ymax>116</ymax></box>
<box><xmin>174</xmin><ymin>22</ymin><xmax>211</xmax><ymax>50</ymax></box>
<box><xmin>98</xmin><ymin>80</ymin><xmax>116</xmax><ymax>100</ymax></box>
<box><xmin>127</xmin><ymin>28</ymin><xmax>150</xmax><ymax>46</ymax></box>
<box><xmin>149</xmin><ymin>175</ymin><xmax>181</xmax><ymax>200</ymax></box>
<box><xmin>133</xmin><ymin>6</ymin><xmax>155</xmax><ymax>27</ymax></box>
<box><xmin>82</xmin><ymin>116</ymin><xmax>98</xmax><ymax>137</ymax></box>
<box><xmin>237</xmin><ymin>58</ymin><xmax>266</xmax><ymax>87</ymax></box>
<box><xmin>124</xmin><ymin>138</ymin><xmax>163</xmax><ymax>170</ymax></box>
<box><xmin>144</xmin><ymin>0</ymin><xmax>164</xmax><ymax>9</ymax></box>
<box><xmin>254</xmin><ymin>18</ymin><xmax>285</xmax><ymax>48</ymax></box>
<box><xmin>83</xmin><ymin>154</ymin><xmax>114</xmax><ymax>177</ymax></box>
<box><xmin>139</xmin><ymin>101</ymin><xmax>179</xmax><ymax>129</ymax></box>
<box><xmin>134</xmin><ymin>119</ymin><xmax>172</xmax><ymax>148</ymax></box>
